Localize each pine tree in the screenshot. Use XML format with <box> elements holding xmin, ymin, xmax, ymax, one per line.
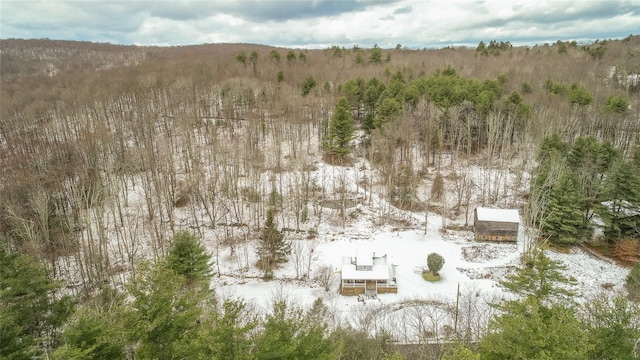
<box><xmin>585</xmin><ymin>296</ymin><xmax>640</xmax><ymax>360</ymax></box>
<box><xmin>600</xmin><ymin>159</ymin><xmax>640</xmax><ymax>242</ymax></box>
<box><xmin>480</xmin><ymin>298</ymin><xmax>590</xmax><ymax>360</ymax></box>
<box><xmin>480</xmin><ymin>251</ymin><xmax>589</xmax><ymax>359</ymax></box>
<box><xmin>53</xmin><ymin>287</ymin><xmax>126</xmax><ymax>360</ymax></box>
<box><xmin>256</xmin><ymin>209</ymin><xmax>290</xmax><ymax>273</ymax></box>
<box><xmin>535</xmin><ymin>133</ymin><xmax>569</xmax><ymax>164</ymax></box>
<box><xmin>165</xmin><ymin>230</ymin><xmax>213</xmax><ymax>287</ymax></box>
<box><xmin>374</xmin><ymin>96</ymin><xmax>402</xmax><ymax>128</ymax></box>
<box><xmin>542</xmin><ymin>171</ymin><xmax>589</xmax><ymax>247</ymax></box>
<box><xmin>427</xmin><ymin>252</ymin><xmax>445</xmax><ymax>276</ymax></box>
<box><xmin>210</xmin><ymin>299</ymin><xmax>256</xmax><ymax>360</ymax></box>
<box><xmin>323</xmin><ymin>97</ymin><xmax>355</xmax><ymax>157</ymax></box>
<box><xmin>499</xmin><ymin>250</ymin><xmax>576</xmax><ymax>305</ymax></box>
<box><xmin>364</xmin><ymin>77</ymin><xmax>385</xmax><ymax>120</ymax></box>
<box><xmin>54</xmin><ymin>307</ymin><xmax>126</xmax><ymax>360</ymax></box>
<box><xmin>253</xmin><ymin>301</ymin><xmax>336</xmax><ymax>360</ymax></box>
<box><xmin>125</xmin><ymin>262</ymin><xmax>209</xmax><ymax>360</ymax></box>
<box><xmin>0</xmin><ymin>244</ymin><xmax>75</xmax><ymax>359</ymax></box>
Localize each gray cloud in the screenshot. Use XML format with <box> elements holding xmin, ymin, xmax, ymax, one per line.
<box><xmin>214</xmin><ymin>0</ymin><xmax>394</xmax><ymax>22</ymax></box>
<box><xmin>393</xmin><ymin>5</ymin><xmax>412</xmax><ymax>15</ymax></box>
<box><xmin>0</xmin><ymin>0</ymin><xmax>637</xmax><ymax>48</ymax></box>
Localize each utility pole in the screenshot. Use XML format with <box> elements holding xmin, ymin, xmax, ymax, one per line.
<box><xmin>454</xmin><ymin>282</ymin><xmax>460</xmax><ymax>334</ymax></box>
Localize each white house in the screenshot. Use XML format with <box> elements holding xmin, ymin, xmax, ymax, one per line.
<box><xmin>340</xmin><ymin>250</ymin><xmax>397</xmax><ymax>295</ymax></box>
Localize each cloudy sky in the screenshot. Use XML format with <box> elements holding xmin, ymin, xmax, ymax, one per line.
<box><xmin>1</xmin><ymin>0</ymin><xmax>639</xmax><ymax>49</ymax></box>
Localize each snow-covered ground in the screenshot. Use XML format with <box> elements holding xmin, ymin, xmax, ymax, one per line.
<box><xmin>57</xmin><ymin>126</ymin><xmax>631</xmax><ymax>342</ymax></box>
<box><xmin>212</xmin><ymin>201</ymin><xmax>629</xmax><ymax>317</ymax></box>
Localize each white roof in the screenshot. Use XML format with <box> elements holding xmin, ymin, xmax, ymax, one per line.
<box><xmin>341</xmin><ymin>263</ymin><xmax>391</xmax><ymax>280</ymax></box>
<box><xmin>475</xmin><ymin>207</ymin><xmax>520</xmax><ymax>223</ymax></box>
<box><xmin>356</xmin><ymin>251</ymin><xmax>373</xmax><ymax>266</ymax></box>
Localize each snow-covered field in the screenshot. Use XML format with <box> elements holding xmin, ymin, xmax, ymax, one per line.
<box><xmin>211</xmin><ymin>201</ymin><xmax>629</xmax><ymax>319</ymax></box>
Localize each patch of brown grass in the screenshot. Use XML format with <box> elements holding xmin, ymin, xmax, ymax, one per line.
<box><xmin>422</xmin><ymin>270</ymin><xmax>441</xmax><ymax>282</ymax></box>
<box><xmin>613</xmin><ymin>238</ymin><xmax>640</xmax><ymax>264</ymax></box>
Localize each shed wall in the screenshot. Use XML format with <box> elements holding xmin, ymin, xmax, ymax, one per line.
<box><xmin>474</xmin><ymin>215</ymin><xmax>519</xmax><ymax>242</ymax></box>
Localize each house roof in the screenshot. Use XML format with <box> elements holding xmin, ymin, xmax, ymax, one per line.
<box><xmin>475</xmin><ymin>207</ymin><xmax>520</xmax><ymax>223</ymax></box>
<box><xmin>341</xmin><ymin>263</ymin><xmax>391</xmax><ymax>280</ymax></box>
<box><xmin>356</xmin><ymin>250</ymin><xmax>373</xmax><ymax>266</ymax></box>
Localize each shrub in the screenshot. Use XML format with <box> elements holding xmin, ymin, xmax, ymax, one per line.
<box><xmin>427</xmin><ymin>252</ymin><xmax>445</xmax><ymax>276</ymax></box>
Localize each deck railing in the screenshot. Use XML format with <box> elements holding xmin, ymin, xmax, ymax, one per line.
<box><xmin>341</xmin><ymin>281</ymin><xmax>397</xmax><ymax>288</ymax></box>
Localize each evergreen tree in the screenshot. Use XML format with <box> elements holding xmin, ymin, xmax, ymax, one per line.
<box><xmin>600</xmin><ymin>159</ymin><xmax>640</xmax><ymax>242</ymax></box>
<box><xmin>542</xmin><ymin>171</ymin><xmax>590</xmax><ymax>246</ymax></box>
<box><xmin>298</xmin><ymin>51</ymin><xmax>307</xmax><ymax>63</ymax></box>
<box><xmin>210</xmin><ymin>299</ymin><xmax>257</xmax><ymax>360</ymax></box>
<box><xmin>585</xmin><ymin>296</ymin><xmax>640</xmax><ymax>360</ymax></box>
<box><xmin>427</xmin><ymin>252</ymin><xmax>445</xmax><ymax>276</ymax></box>
<box><xmin>53</xmin><ymin>308</ymin><xmax>126</xmax><ymax>360</ymax></box>
<box><xmin>53</xmin><ymin>287</ymin><xmax>126</xmax><ymax>360</ymax></box>
<box><xmin>500</xmin><ymin>250</ymin><xmax>576</xmax><ymax>306</ymax></box>
<box><xmin>364</xmin><ymin>77</ymin><xmax>386</xmax><ymax>117</ymax></box>
<box><xmin>479</xmin><ymin>298</ymin><xmax>590</xmax><ymax>360</ymax></box>
<box><xmin>480</xmin><ymin>251</ymin><xmax>588</xmax><ymax>359</ymax></box>
<box><xmin>535</xmin><ymin>133</ymin><xmax>569</xmax><ymax>165</ymax></box>
<box><xmin>301</xmin><ymin>75</ymin><xmax>316</xmax><ymax>96</ymax></box>
<box><xmin>236</xmin><ymin>51</ymin><xmax>247</xmax><ymax>66</ymax></box>
<box><xmin>369</xmin><ymin>45</ymin><xmax>382</xmax><ymax>64</ymax></box>
<box><xmin>323</xmin><ymin>97</ymin><xmax>355</xmax><ymax>157</ymax></box>
<box><xmin>503</xmin><ymin>91</ymin><xmax>531</xmax><ymax>120</ymax></box>
<box><xmin>475</xmin><ymin>41</ymin><xmax>488</xmax><ymax>56</ymax></box>
<box><xmin>0</xmin><ymin>243</ymin><xmax>75</xmax><ymax>359</ymax></box>
<box><xmin>125</xmin><ymin>262</ymin><xmax>211</xmax><ymax>360</ymax></box>
<box><xmin>165</xmin><ymin>230</ymin><xmax>213</xmax><ymax>287</ymax></box>
<box><xmin>286</xmin><ymin>50</ymin><xmax>296</xmax><ymax>64</ymax></box>
<box><xmin>269</xmin><ymin>49</ymin><xmax>281</xmax><ymax>63</ymax></box>
<box><xmin>568</xmin><ymin>82</ymin><xmax>593</xmax><ymax>106</ymax></box>
<box><xmin>605</xmin><ymin>95</ymin><xmax>629</xmax><ymax>113</ymax></box>
<box><xmin>329</xmin><ymin>327</ymin><xmax>400</xmax><ymax>359</ymax></box>
<box><xmin>566</xmin><ymin>136</ymin><xmax>607</xmax><ymax>224</ymax></box>
<box><xmin>256</xmin><ymin>209</ymin><xmax>290</xmax><ymax>273</ymax></box>
<box><xmin>340</xmin><ymin>77</ymin><xmax>365</xmax><ymax>110</ymax></box>
<box><xmin>253</xmin><ymin>301</ymin><xmax>336</xmax><ymax>360</ymax></box>
<box><xmin>374</xmin><ymin>96</ymin><xmax>402</xmax><ymax>128</ymax></box>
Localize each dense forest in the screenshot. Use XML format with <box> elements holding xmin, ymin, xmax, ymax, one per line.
<box><xmin>1</xmin><ymin>36</ymin><xmax>640</xmax><ymax>359</ymax></box>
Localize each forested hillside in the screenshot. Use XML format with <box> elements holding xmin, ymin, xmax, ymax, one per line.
<box><xmin>1</xmin><ymin>37</ymin><xmax>640</xmax><ymax>359</ymax></box>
